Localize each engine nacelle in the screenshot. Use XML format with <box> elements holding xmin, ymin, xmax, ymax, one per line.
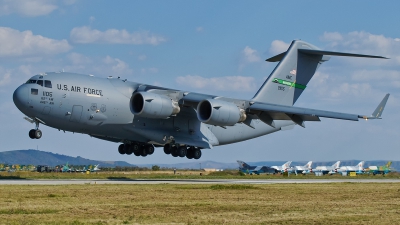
<box><xmin>130</xmin><ymin>92</ymin><xmax>180</xmax><ymax>119</ymax></box>
<box><xmin>197</xmin><ymin>99</ymin><xmax>246</xmax><ymax>126</ymax></box>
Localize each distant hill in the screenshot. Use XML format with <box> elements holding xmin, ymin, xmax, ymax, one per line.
<box><xmin>0</xmin><ymin>150</ymin><xmax>398</xmax><ymax>171</ymax></box>
<box><xmin>0</xmin><ymin>150</ymin><xmax>134</xmax><ymax>167</ymax></box>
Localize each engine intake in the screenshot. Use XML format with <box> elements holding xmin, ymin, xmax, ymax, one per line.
<box><xmin>131</xmin><ymin>92</ymin><xmax>180</xmax><ymax>119</ymax></box>
<box><xmin>197</xmin><ymin>99</ymin><xmax>246</xmax><ymax>126</ymax></box>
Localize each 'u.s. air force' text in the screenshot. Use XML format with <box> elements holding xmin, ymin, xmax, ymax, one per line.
<box><xmin>57</xmin><ymin>84</ymin><xmax>103</xmax><ymax>96</ymax></box>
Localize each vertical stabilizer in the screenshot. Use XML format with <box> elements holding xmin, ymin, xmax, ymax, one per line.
<box><xmin>282</xmin><ymin>161</ymin><xmax>292</xmax><ymax>169</ymax></box>
<box><xmin>237</xmin><ymin>160</ymin><xmax>250</xmax><ymax>169</ymax></box>
<box><xmin>252</xmin><ymin>40</ymin><xmax>329</xmax><ymax>105</ymax></box>
<box><xmin>304</xmin><ymin>161</ymin><xmax>313</xmax><ymax>169</ymax></box>
<box><xmin>332</xmin><ymin>161</ymin><xmax>341</xmax><ymax>169</ymax></box>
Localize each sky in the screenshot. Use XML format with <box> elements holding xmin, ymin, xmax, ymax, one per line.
<box><xmin>1</xmin><ymin>0</ymin><xmax>400</xmax><ymax>164</ymax></box>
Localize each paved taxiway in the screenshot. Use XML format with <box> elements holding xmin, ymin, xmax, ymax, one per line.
<box><xmin>0</xmin><ymin>179</ymin><xmax>399</xmax><ymax>185</ymax></box>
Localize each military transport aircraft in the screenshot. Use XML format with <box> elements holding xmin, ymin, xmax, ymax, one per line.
<box><xmin>13</xmin><ymin>40</ymin><xmax>389</xmax><ymax>160</ymax></box>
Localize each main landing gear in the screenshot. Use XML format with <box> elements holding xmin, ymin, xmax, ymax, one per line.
<box><xmin>163</xmin><ymin>144</ymin><xmax>202</xmax><ymax>160</ymax></box>
<box><xmin>28</xmin><ymin>120</ymin><xmax>42</xmax><ymax>139</ymax></box>
<box><xmin>118</xmin><ymin>143</ymin><xmax>154</xmax><ymax>157</ymax></box>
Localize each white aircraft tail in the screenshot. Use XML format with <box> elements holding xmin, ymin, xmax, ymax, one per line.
<box><xmin>304</xmin><ymin>161</ymin><xmax>312</xmax><ymax>169</ymax></box>
<box><xmin>282</xmin><ymin>161</ymin><xmax>292</xmax><ymax>169</ymax></box>
<box><xmin>332</xmin><ymin>161</ymin><xmax>341</xmax><ymax>169</ymax></box>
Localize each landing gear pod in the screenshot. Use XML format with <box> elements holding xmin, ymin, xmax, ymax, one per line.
<box><xmin>197</xmin><ymin>99</ymin><xmax>246</xmax><ymax>126</ymax></box>
<box><xmin>131</xmin><ymin>92</ymin><xmax>180</xmax><ymax>119</ymax></box>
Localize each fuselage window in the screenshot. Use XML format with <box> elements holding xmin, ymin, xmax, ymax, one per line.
<box><xmin>26</xmin><ymin>80</ymin><xmax>37</xmax><ymax>84</ymax></box>
<box><xmin>37</xmin><ymin>80</ymin><xmax>43</xmax><ymax>87</ymax></box>
<box><xmin>44</xmin><ymin>80</ymin><xmax>52</xmax><ymax>88</ymax></box>
<box><xmin>31</xmin><ymin>88</ymin><xmax>38</xmax><ymax>95</ymax></box>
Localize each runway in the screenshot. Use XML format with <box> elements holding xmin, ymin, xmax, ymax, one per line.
<box><xmin>1</xmin><ymin>179</ymin><xmax>399</xmax><ymax>185</ymax></box>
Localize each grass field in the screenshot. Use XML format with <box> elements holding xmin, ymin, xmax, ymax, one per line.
<box><xmin>1</xmin><ymin>170</ymin><xmax>399</xmax><ymax>180</ymax></box>
<box><xmin>0</xmin><ymin>183</ymin><xmax>399</xmax><ymax>224</ymax></box>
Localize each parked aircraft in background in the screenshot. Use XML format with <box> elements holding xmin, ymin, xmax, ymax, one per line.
<box><xmin>237</xmin><ymin>160</ymin><xmax>277</xmax><ymax>175</ymax></box>
<box><xmin>315</xmin><ymin>161</ymin><xmax>341</xmax><ymax>175</ymax></box>
<box><xmin>338</xmin><ymin>161</ymin><xmax>365</xmax><ymax>174</ymax></box>
<box><xmin>271</xmin><ymin>161</ymin><xmax>292</xmax><ymax>173</ymax></box>
<box><xmin>368</xmin><ymin>161</ymin><xmax>392</xmax><ymax>175</ymax></box>
<box><xmin>293</xmin><ymin>161</ymin><xmax>313</xmax><ymax>174</ymax></box>
<box><xmin>13</xmin><ymin>40</ymin><xmax>389</xmax><ymax>160</ymax></box>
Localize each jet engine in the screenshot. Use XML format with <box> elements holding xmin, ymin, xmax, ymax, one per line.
<box><xmin>197</xmin><ymin>99</ymin><xmax>246</xmax><ymax>126</ymax></box>
<box><xmin>131</xmin><ymin>92</ymin><xmax>180</xmax><ymax>119</ymax></box>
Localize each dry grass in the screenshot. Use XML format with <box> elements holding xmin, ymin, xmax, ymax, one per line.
<box><xmin>0</xmin><ymin>183</ymin><xmax>399</xmax><ymax>224</ymax></box>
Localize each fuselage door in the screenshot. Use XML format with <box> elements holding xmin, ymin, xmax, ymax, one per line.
<box><xmin>70</xmin><ymin>105</ymin><xmax>83</xmax><ymax>122</ymax></box>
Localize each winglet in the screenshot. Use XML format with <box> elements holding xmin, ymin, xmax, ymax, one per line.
<box><xmin>358</xmin><ymin>94</ymin><xmax>390</xmax><ymax>120</ymax></box>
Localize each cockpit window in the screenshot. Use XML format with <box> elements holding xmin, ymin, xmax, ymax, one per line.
<box><xmin>37</xmin><ymin>80</ymin><xmax>43</xmax><ymax>87</ymax></box>
<box><xmin>26</xmin><ymin>79</ymin><xmax>37</xmax><ymax>84</ymax></box>
<box><xmin>44</xmin><ymin>80</ymin><xmax>52</xmax><ymax>88</ymax></box>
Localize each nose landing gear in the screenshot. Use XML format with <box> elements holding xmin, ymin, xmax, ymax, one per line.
<box><xmin>29</xmin><ymin>129</ymin><xmax>42</xmax><ymax>139</ymax></box>
<box><xmin>27</xmin><ymin>118</ymin><xmax>42</xmax><ymax>139</ymax></box>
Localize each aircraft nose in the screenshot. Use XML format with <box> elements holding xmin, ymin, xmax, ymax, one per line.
<box><xmin>13</xmin><ymin>85</ymin><xmax>28</xmax><ymax>111</ymax></box>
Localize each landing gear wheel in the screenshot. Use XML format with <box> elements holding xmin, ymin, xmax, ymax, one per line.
<box><xmin>178</xmin><ymin>146</ymin><xmax>187</xmax><ymax>158</ymax></box>
<box><xmin>34</xmin><ymin>129</ymin><xmax>42</xmax><ymax>139</ymax></box>
<box><xmin>171</xmin><ymin>146</ymin><xmax>178</xmax><ymax>157</ymax></box>
<box><xmin>124</xmin><ymin>144</ymin><xmax>133</xmax><ymax>155</ymax></box>
<box><xmin>163</xmin><ymin>144</ymin><xmax>171</xmax><ymax>155</ymax></box>
<box><xmin>140</xmin><ymin>148</ymin><xmax>148</xmax><ymax>157</ymax></box>
<box><xmin>133</xmin><ymin>151</ymin><xmax>141</xmax><ymax>156</ymax></box>
<box><xmin>132</xmin><ymin>143</ymin><xmax>140</xmax><ymax>152</ymax></box>
<box><xmin>186</xmin><ymin>147</ymin><xmax>194</xmax><ymax>159</ymax></box>
<box><xmin>29</xmin><ymin>129</ymin><xmax>36</xmax><ymax>139</ymax></box>
<box><xmin>118</xmin><ymin>144</ymin><xmax>126</xmax><ymax>154</ymax></box>
<box><xmin>145</xmin><ymin>145</ymin><xmax>154</xmax><ymax>155</ymax></box>
<box><xmin>193</xmin><ymin>148</ymin><xmax>202</xmax><ymax>160</ymax></box>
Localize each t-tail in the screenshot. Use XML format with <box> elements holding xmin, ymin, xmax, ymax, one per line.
<box><xmin>252</xmin><ymin>40</ymin><xmax>387</xmax><ymax>106</ymax></box>
<box><xmin>237</xmin><ymin>160</ymin><xmax>251</xmax><ymax>169</ymax></box>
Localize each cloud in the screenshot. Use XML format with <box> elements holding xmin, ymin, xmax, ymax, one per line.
<box><xmin>141</xmin><ymin>68</ymin><xmax>158</xmax><ymax>74</ymax></box>
<box><xmin>196</xmin><ymin>27</ymin><xmax>204</xmax><ymax>32</ymax></box>
<box><xmin>0</xmin><ymin>69</ymin><xmax>11</xmax><ymax>87</ymax></box>
<box><xmin>176</xmin><ymin>75</ymin><xmax>256</xmax><ymax>92</ymax></box>
<box><xmin>0</xmin><ymin>0</ymin><xmax>58</xmax><ymax>17</ymax></box>
<box><xmin>269</xmin><ymin>40</ymin><xmax>290</xmax><ymax>55</ymax></box>
<box><xmin>239</xmin><ymin>46</ymin><xmax>261</xmax><ymax>69</ymax></box>
<box><xmin>102</xmin><ymin>56</ymin><xmax>133</xmax><ymax>75</ymax></box>
<box><xmin>89</xmin><ymin>16</ymin><xmax>95</xmax><ymax>24</ymax></box>
<box><xmin>320</xmin><ymin>31</ymin><xmax>400</xmax><ymax>60</ymax></box>
<box><xmin>242</xmin><ymin>46</ymin><xmax>260</xmax><ymax>63</ymax></box>
<box><xmin>0</xmin><ymin>27</ymin><xmax>72</xmax><ymax>57</ymax></box>
<box><xmin>351</xmin><ymin>69</ymin><xmax>400</xmax><ymax>88</ymax></box>
<box><xmin>70</xmin><ymin>26</ymin><xmax>166</xmax><ymax>45</ymax></box>
<box><xmin>67</xmin><ymin>52</ymin><xmax>92</xmax><ymax>65</ymax></box>
<box><xmin>138</xmin><ymin>55</ymin><xmax>147</xmax><ymax>60</ymax></box>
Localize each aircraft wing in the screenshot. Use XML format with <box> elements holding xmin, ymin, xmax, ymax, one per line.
<box><xmin>248</xmin><ymin>94</ymin><xmax>390</xmax><ymax>128</ymax></box>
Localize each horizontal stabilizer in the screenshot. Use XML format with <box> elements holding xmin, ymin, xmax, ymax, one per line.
<box><xmin>266</xmin><ymin>52</ymin><xmax>286</xmax><ymax>62</ymax></box>
<box><xmin>298</xmin><ymin>49</ymin><xmax>388</xmax><ymax>59</ymax></box>
<box><xmin>265</xmin><ymin>49</ymin><xmax>388</xmax><ymax>62</ymax></box>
